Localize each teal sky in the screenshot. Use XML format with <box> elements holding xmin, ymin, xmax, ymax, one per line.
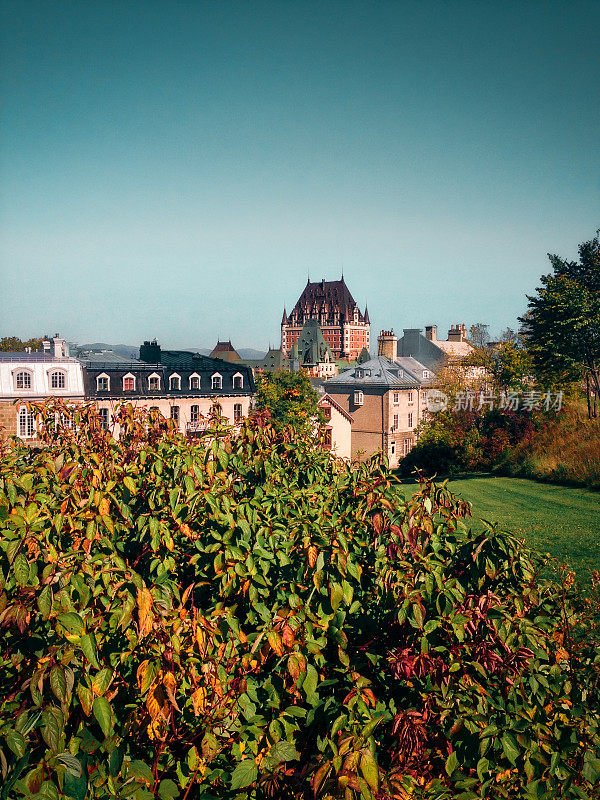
<box><xmin>1</xmin><ymin>1</ymin><xmax>599</xmax><ymax>350</ymax></box>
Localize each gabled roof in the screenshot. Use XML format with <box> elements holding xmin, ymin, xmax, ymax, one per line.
<box><xmin>292</xmin><ymin>319</ymin><xmax>334</xmax><ymax>366</ymax></box>
<box><xmin>319</xmin><ymin>393</ymin><xmax>354</xmax><ymax>423</ymax></box>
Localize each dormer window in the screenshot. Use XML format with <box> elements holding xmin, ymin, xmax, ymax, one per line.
<box><xmin>148</xmin><ymin>373</ymin><xmax>161</xmax><ymax>390</ymax></box>
<box><xmin>169</xmin><ymin>374</ymin><xmax>181</xmax><ymax>391</ymax></box>
<box><xmin>49</xmin><ymin>370</ymin><xmax>66</xmax><ymax>389</ymax></box>
<box><xmin>97</xmin><ymin>374</ymin><xmax>110</xmax><ymax>391</ymax></box>
<box><xmin>232</xmin><ymin>372</ymin><xmax>244</xmax><ymax>389</ymax></box>
<box><xmin>189</xmin><ymin>373</ymin><xmax>200</xmax><ymax>390</ymax></box>
<box><xmin>353</xmin><ymin>390</ymin><xmax>364</xmax><ymax>406</ymax></box>
<box><xmin>15</xmin><ymin>371</ymin><xmax>32</xmax><ymax>390</ymax></box>
<box><xmin>211</xmin><ymin>373</ymin><xmax>222</xmax><ymax>390</ymax></box>
<box><xmin>123</xmin><ymin>374</ymin><xmax>136</xmax><ymax>392</ymax></box>
<box><xmin>423</xmin><ymin>370</ymin><xmax>430</xmax><ymax>379</ymax></box>
<box><xmin>355</xmin><ymin>369</ymin><xmax>363</xmax><ymax>378</ymax></box>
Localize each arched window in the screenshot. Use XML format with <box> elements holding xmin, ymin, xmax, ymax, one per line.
<box><xmin>148</xmin><ymin>373</ymin><xmax>161</xmax><ymax>390</ymax></box>
<box><xmin>189</xmin><ymin>374</ymin><xmax>200</xmax><ymax>390</ymax></box>
<box><xmin>15</xmin><ymin>371</ymin><xmax>32</xmax><ymax>390</ymax></box>
<box><xmin>17</xmin><ymin>405</ymin><xmax>35</xmax><ymax>438</ymax></box>
<box><xmin>97</xmin><ymin>374</ymin><xmax>110</xmax><ymax>391</ymax></box>
<box><xmin>211</xmin><ymin>373</ymin><xmax>222</xmax><ymax>390</ymax></box>
<box><xmin>169</xmin><ymin>374</ymin><xmax>181</xmax><ymax>390</ymax></box>
<box><xmin>49</xmin><ymin>370</ymin><xmax>66</xmax><ymax>389</ymax></box>
<box><xmin>123</xmin><ymin>374</ymin><xmax>136</xmax><ymax>392</ymax></box>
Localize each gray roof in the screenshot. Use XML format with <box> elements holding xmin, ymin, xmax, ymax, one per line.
<box><xmin>0</xmin><ymin>351</ymin><xmax>78</xmax><ymax>363</ymax></box>
<box><xmin>326</xmin><ymin>355</ymin><xmax>434</xmax><ymax>388</ymax></box>
<box><xmin>79</xmin><ymin>351</ymin><xmax>147</xmax><ymax>368</ymax></box>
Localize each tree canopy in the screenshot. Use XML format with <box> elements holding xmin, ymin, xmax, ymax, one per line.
<box><xmin>520</xmin><ymin>231</ymin><xmax>600</xmax><ymax>415</ymax></box>
<box><xmin>253</xmin><ymin>369</ymin><xmax>322</xmax><ymax>431</ymax></box>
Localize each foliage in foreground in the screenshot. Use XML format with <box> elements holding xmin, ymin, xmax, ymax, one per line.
<box><xmin>253</xmin><ymin>370</ymin><xmax>322</xmax><ymax>432</ymax></box>
<box><xmin>0</xmin><ymin>403</ymin><xmax>600</xmax><ymax>800</ymax></box>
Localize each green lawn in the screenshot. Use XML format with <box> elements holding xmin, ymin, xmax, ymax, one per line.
<box><xmin>396</xmin><ymin>474</ymin><xmax>600</xmax><ymax>582</ymax></box>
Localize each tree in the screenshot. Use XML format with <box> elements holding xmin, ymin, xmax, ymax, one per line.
<box><xmin>0</xmin><ymin>336</ymin><xmax>42</xmax><ymax>352</ymax></box>
<box><xmin>520</xmin><ymin>231</ymin><xmax>600</xmax><ymax>417</ymax></box>
<box><xmin>254</xmin><ymin>369</ymin><xmax>322</xmax><ymax>431</ymax></box>
<box><xmin>468</xmin><ymin>322</ymin><xmax>490</xmax><ymax>348</ymax></box>
<box><xmin>490</xmin><ymin>341</ymin><xmax>534</xmax><ymax>391</ymax></box>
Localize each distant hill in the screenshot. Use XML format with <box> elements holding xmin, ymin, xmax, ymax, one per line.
<box><xmin>75</xmin><ymin>343</ymin><xmax>268</xmax><ymax>361</ymax></box>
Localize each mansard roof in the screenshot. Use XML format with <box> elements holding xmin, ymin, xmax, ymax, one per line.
<box><xmin>290</xmin><ymin>277</ymin><xmax>365</xmax><ymax>321</ymax></box>
<box><xmin>326</xmin><ymin>355</ymin><xmax>434</xmax><ymax>389</ymax></box>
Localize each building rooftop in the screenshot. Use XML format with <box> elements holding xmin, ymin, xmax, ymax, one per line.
<box><xmin>326</xmin><ymin>355</ymin><xmax>433</xmax><ymax>388</ymax></box>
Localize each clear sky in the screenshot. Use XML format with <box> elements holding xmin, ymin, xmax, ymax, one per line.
<box><xmin>1</xmin><ymin>1</ymin><xmax>598</xmax><ymax>350</ymax></box>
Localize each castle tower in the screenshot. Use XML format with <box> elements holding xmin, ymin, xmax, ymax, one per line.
<box><xmin>281</xmin><ymin>277</ymin><xmax>370</xmax><ymax>360</ymax></box>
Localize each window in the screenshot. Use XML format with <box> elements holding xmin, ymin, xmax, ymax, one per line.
<box><xmin>169</xmin><ymin>374</ymin><xmax>181</xmax><ymax>390</ymax></box>
<box><xmin>323</xmin><ymin>429</ymin><xmax>332</xmax><ymax>448</ymax></box>
<box><xmin>233</xmin><ymin>403</ymin><xmax>243</xmax><ymax>424</ymax></box>
<box><xmin>211</xmin><ymin>402</ymin><xmax>223</xmax><ymax>417</ymax></box>
<box><xmin>232</xmin><ymin>373</ymin><xmax>244</xmax><ymax>389</ymax></box>
<box><xmin>50</xmin><ymin>371</ymin><xmax>66</xmax><ymax>389</ymax></box>
<box><xmin>321</xmin><ymin>405</ymin><xmax>332</xmax><ymax>421</ymax></box>
<box><xmin>391</xmin><ymin>441</ymin><xmax>396</xmax><ymax>456</ymax></box>
<box><xmin>18</xmin><ymin>406</ymin><xmax>35</xmax><ymax>438</ymax></box>
<box><xmin>211</xmin><ymin>374</ymin><xmax>222</xmax><ymax>390</ymax></box>
<box><xmin>123</xmin><ymin>374</ymin><xmax>136</xmax><ymax>392</ymax></box>
<box><xmin>403</xmin><ymin>439</ymin><xmax>413</xmax><ymax>456</ymax></box>
<box><xmin>393</xmin><ymin>392</ymin><xmax>399</xmax><ymax>405</ymax></box>
<box><xmin>408</xmin><ymin>412</ymin><xmax>414</xmax><ymax>428</ymax></box>
<box><xmin>170</xmin><ymin>406</ymin><xmax>180</xmax><ymax>423</ymax></box>
<box><xmin>148</xmin><ymin>374</ymin><xmax>161</xmax><ymax>390</ymax></box>
<box><xmin>191</xmin><ymin>405</ymin><xmax>200</xmax><ymax>422</ymax></box>
<box><xmin>97</xmin><ymin>374</ymin><xmax>110</xmax><ymax>392</ymax></box>
<box><xmin>423</xmin><ymin>370</ymin><xmax>430</xmax><ymax>379</ymax></box>
<box><xmin>393</xmin><ymin>414</ymin><xmax>398</xmax><ymax>430</ymax></box>
<box><xmin>15</xmin><ymin>371</ymin><xmax>32</xmax><ymax>390</ymax></box>
<box><xmin>407</xmin><ymin>391</ymin><xmax>413</xmax><ymax>404</ymax></box>
<box><xmin>353</xmin><ymin>390</ymin><xmax>364</xmax><ymax>406</ymax></box>
<box><xmin>98</xmin><ymin>408</ymin><xmax>110</xmax><ymax>430</ymax></box>
<box><xmin>189</xmin><ymin>374</ymin><xmax>200</xmax><ymax>390</ymax></box>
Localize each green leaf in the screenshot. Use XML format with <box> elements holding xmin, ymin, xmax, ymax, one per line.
<box><xmin>128</xmin><ymin>759</ymin><xmax>154</xmax><ymax>786</ymax></box>
<box><xmin>302</xmin><ymin>664</ymin><xmax>318</xmax><ymax>700</ymax></box>
<box><xmin>330</xmin><ymin>582</ymin><xmax>344</xmax><ymax>612</ymax></box>
<box><xmin>56</xmin><ymin>752</ymin><xmax>83</xmax><ymax>777</ymax></box>
<box><xmin>269</xmin><ymin>740</ymin><xmax>300</xmax><ymax>763</ymax></box>
<box><xmin>6</xmin><ymin>729</ymin><xmax>26</xmax><ymax>758</ymax></box>
<box><xmin>50</xmin><ymin>665</ymin><xmax>67</xmax><ymax>702</ymax></box>
<box><xmin>80</xmin><ymin>634</ymin><xmax>101</xmax><ymax>669</ymax></box>
<box><xmin>230</xmin><ymin>760</ymin><xmax>258</xmax><ymax>789</ymax></box>
<box><xmin>37</xmin><ymin>585</ymin><xmax>53</xmax><ymax>618</ymax></box>
<box><xmin>123</xmin><ymin>476</ymin><xmax>137</xmax><ymax>494</ymax></box>
<box><xmin>158</xmin><ymin>780</ymin><xmax>179</xmax><ymax>800</ymax></box>
<box><xmin>57</xmin><ymin>612</ymin><xmax>84</xmax><ymax>636</ymax></box>
<box><xmin>13</xmin><ymin>553</ymin><xmax>29</xmax><ymax>586</ymax></box>
<box><xmin>501</xmin><ymin>732</ymin><xmax>519</xmax><ymax>766</ymax></box>
<box><xmin>92</xmin><ymin>696</ymin><xmax>112</xmax><ymax>738</ymax></box>
<box><xmin>445</xmin><ymin>750</ymin><xmax>459</xmax><ymax>776</ymax></box>
<box><xmin>477</xmin><ymin>757</ymin><xmax>489</xmax><ymax>782</ymax></box>
<box><xmin>64</xmin><ymin>754</ymin><xmax>87</xmax><ymax>800</ymax></box>
<box><xmin>359</xmin><ymin>750</ymin><xmax>379</xmax><ymax>791</ymax></box>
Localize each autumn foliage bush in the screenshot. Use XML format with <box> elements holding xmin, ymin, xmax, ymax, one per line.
<box><xmin>0</xmin><ymin>403</ymin><xmax>599</xmax><ymax>800</ymax></box>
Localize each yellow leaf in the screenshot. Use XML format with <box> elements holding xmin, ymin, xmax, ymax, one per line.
<box><xmin>163</xmin><ymin>671</ymin><xmax>181</xmax><ymax>711</ymax></box>
<box><xmin>137</xmin><ymin>588</ymin><xmax>153</xmax><ymax>638</ymax></box>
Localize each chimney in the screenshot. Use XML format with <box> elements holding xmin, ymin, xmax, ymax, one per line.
<box><xmin>52</xmin><ymin>335</ymin><xmax>66</xmax><ymax>357</ymax></box>
<box><xmin>140</xmin><ymin>339</ymin><xmax>161</xmax><ymax>364</ymax></box>
<box><xmin>447</xmin><ymin>324</ymin><xmax>467</xmax><ymax>342</ymax></box>
<box><xmin>377</xmin><ymin>329</ymin><xmax>397</xmax><ymax>360</ymax></box>
<box><xmin>42</xmin><ymin>338</ymin><xmax>51</xmax><ymax>353</ymax></box>
<box><xmin>425</xmin><ymin>325</ymin><xmax>437</xmax><ymax>342</ymax></box>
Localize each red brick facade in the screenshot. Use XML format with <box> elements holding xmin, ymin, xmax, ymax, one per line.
<box><xmin>281</xmin><ymin>278</ymin><xmax>370</xmax><ymax>360</ymax></box>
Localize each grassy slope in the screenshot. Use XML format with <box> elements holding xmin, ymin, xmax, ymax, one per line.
<box><xmin>397</xmin><ymin>474</ymin><xmax>600</xmax><ymax>582</ymax></box>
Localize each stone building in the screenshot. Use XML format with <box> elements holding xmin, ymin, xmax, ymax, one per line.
<box><xmin>324</xmin><ymin>331</ymin><xmax>434</xmax><ymax>468</ymax></box>
<box><xmin>83</xmin><ymin>341</ymin><xmax>254</xmax><ymax>437</ymax></box>
<box><xmin>0</xmin><ymin>335</ymin><xmax>85</xmax><ymax>444</ymax></box>
<box><xmin>281</xmin><ymin>277</ymin><xmax>370</xmax><ymax>361</ymax></box>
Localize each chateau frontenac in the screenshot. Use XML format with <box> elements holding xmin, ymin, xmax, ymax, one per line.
<box><xmin>281</xmin><ymin>277</ymin><xmax>370</xmax><ymax>361</ymax></box>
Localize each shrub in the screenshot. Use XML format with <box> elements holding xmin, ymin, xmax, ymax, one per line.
<box><xmin>0</xmin><ymin>402</ymin><xmax>599</xmax><ymax>799</ymax></box>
